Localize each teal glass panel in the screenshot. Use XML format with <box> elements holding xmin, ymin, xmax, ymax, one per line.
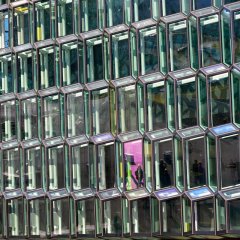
<box><xmin>159</xmin><ymin>23</ymin><xmax>167</xmax><ymax>75</ymax></box>
<box><xmin>193</xmin><ymin>0</ymin><xmax>211</xmax><ymax>9</ymax></box>
<box><xmin>221</xmin><ymin>9</ymin><xmax>232</xmax><ymax>66</ymax></box>
<box><xmin>38</xmin><ymin>45</ymin><xmax>59</xmax><ymax>89</ymax></box>
<box><xmin>207</xmin><ymin>133</ymin><xmax>217</xmax><ymax>192</ymax></box>
<box><xmin>42</xmin><ymin>94</ymin><xmax>62</xmax><ymax>139</ymax></box>
<box><xmin>137</xmin><ymin>82</ymin><xmax>144</xmax><ymax>133</ymax></box>
<box><xmin>0</xmin><ymin>52</ymin><xmax>13</xmax><ymax>95</ymax></box>
<box><xmin>34</xmin><ymin>0</ymin><xmax>51</xmax><ymax>42</ymax></box>
<box><xmin>56</xmin><ymin>0</ymin><xmax>73</xmax><ymax>37</ymax></box>
<box><xmin>105</xmin><ymin>0</ymin><xmax>123</xmax><ymax>27</ymax></box>
<box><xmin>130</xmin><ymin>29</ymin><xmax>138</xmax><ymax>78</ymax></box>
<box><xmin>183</xmin><ymin>197</ymin><xmax>192</xmax><ymax>233</ymax></box>
<box><xmin>86</xmin><ymin>36</ymin><xmax>103</xmax><ymax>82</ymax></box>
<box><xmin>97</xmin><ymin>142</ymin><xmax>115</xmax><ymax>190</ymax></box>
<box><xmin>198</xmin><ymin>74</ymin><xmax>208</xmax><ymax>128</ymax></box>
<box><xmin>11</xmin><ymin>2</ymin><xmax>30</xmax><ymax>46</ymax></box>
<box><xmin>220</xmin><ymin>134</ymin><xmax>240</xmax><ymax>188</ymax></box>
<box><xmin>151</xmin><ymin>198</ymin><xmax>159</xmax><ymax>233</ymax></box>
<box><xmin>231</xmin><ymin>68</ymin><xmax>240</xmax><ymax>126</ymax></box>
<box><xmin>61</xmin><ymin>41</ymin><xmax>78</xmax><ymax>86</ymax></box>
<box><xmin>233</xmin><ymin>11</ymin><xmax>240</xmax><ymax>63</ymax></box>
<box><xmin>169</xmin><ymin>20</ymin><xmax>189</xmax><ymax>72</ymax></box>
<box><xmin>122</xmin><ymin>198</ymin><xmax>129</xmax><ymax>233</ymax></box>
<box><xmin>15</xmin><ymin>48</ymin><xmax>35</xmax><ymax>92</ymax></box>
<box><xmin>76</xmin><ymin>198</ymin><xmax>95</xmax><ymax>235</ymax></box>
<box><xmin>209</xmin><ymin>72</ymin><xmax>230</xmax><ymax>126</ymax></box>
<box><xmin>47</xmin><ymin>144</ymin><xmax>65</xmax><ymax>190</ymax></box>
<box><xmin>111</xmin><ymin>31</ymin><xmax>129</xmax><ymax>79</ymax></box>
<box><xmin>189</xmin><ymin>16</ymin><xmax>199</xmax><ymax>70</ymax></box>
<box><xmin>177</xmin><ymin>78</ymin><xmax>197</xmax><ymax>129</ymax></box>
<box><xmin>118</xmin><ymin>84</ymin><xmax>137</xmax><ymax>133</ymax></box>
<box><xmin>51</xmin><ymin>198</ymin><xmax>69</xmax><ymax>236</ymax></box>
<box><xmin>7</xmin><ymin>198</ymin><xmax>25</xmax><ymax>237</ymax></box>
<box><xmin>132</xmin><ymin>0</ymin><xmax>150</xmax><ymax>22</ymax></box>
<box><xmin>144</xmin><ymin>139</ymin><xmax>152</xmax><ymax>191</ymax></box>
<box><xmin>167</xmin><ymin>78</ymin><xmax>175</xmax><ymax>131</ymax></box>
<box><xmin>200</xmin><ymin>14</ymin><xmax>221</xmax><ymax>67</ymax></box>
<box><xmin>2</xmin><ymin>147</ymin><xmax>20</xmax><ymax>190</ymax></box>
<box><xmin>161</xmin><ymin>0</ymin><xmax>180</xmax><ymax>16</ymax></box>
<box><xmin>174</xmin><ymin>137</ymin><xmax>184</xmax><ymax>191</ymax></box>
<box><xmin>216</xmin><ymin>196</ymin><xmax>225</xmax><ymax>231</ymax></box>
<box><xmin>194</xmin><ymin>198</ymin><xmax>214</xmax><ymax>232</ymax></box>
<box><xmin>229</xmin><ymin>200</ymin><xmax>240</xmax><ymax>231</ymax></box>
<box><xmin>23</xmin><ymin>145</ymin><xmax>42</xmax><ymax>190</ymax></box>
<box><xmin>80</xmin><ymin>0</ymin><xmax>98</xmax><ymax>32</ymax></box>
<box><xmin>0</xmin><ymin>98</ymin><xmax>17</xmax><ymax>142</ymax></box>
<box><xmin>155</xmin><ymin>139</ymin><xmax>173</xmax><ymax>189</ymax></box>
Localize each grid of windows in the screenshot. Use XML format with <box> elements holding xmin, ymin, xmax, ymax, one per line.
<box><xmin>1</xmin><ymin>0</ymin><xmax>240</xmax><ymax>238</ymax></box>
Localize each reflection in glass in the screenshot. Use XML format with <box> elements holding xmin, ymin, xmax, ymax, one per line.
<box><xmin>98</xmin><ymin>143</ymin><xmax>115</xmax><ymax>190</ymax></box>
<box><xmin>183</xmin><ymin>197</ymin><xmax>192</xmax><ymax>233</ymax></box>
<box><xmin>216</xmin><ymin>196</ymin><xmax>225</xmax><ymax>231</ymax></box>
<box><xmin>220</xmin><ymin>134</ymin><xmax>240</xmax><ymax>188</ymax></box>
<box><xmin>105</xmin><ymin>0</ymin><xmax>123</xmax><ymax>27</ymax></box>
<box><xmin>161</xmin><ymin>0</ymin><xmax>180</xmax><ymax>16</ymax></box>
<box><xmin>131</xmin><ymin>198</ymin><xmax>150</xmax><ymax>234</ymax></box>
<box><xmin>155</xmin><ymin>140</ymin><xmax>173</xmax><ymax>189</ymax></box>
<box><xmin>0</xmin><ymin>8</ymin><xmax>9</xmax><ymax>49</ymax></box>
<box><xmin>232</xmin><ymin>67</ymin><xmax>240</xmax><ymax>126</ymax></box>
<box><xmin>174</xmin><ymin>137</ymin><xmax>184</xmax><ymax>190</ymax></box>
<box><xmin>132</xmin><ymin>0</ymin><xmax>150</xmax><ymax>22</ymax></box>
<box><xmin>195</xmin><ymin>198</ymin><xmax>214</xmax><ymax>232</ymax></box>
<box><xmin>124</xmin><ymin>140</ymin><xmax>143</xmax><ymax>190</ymax></box>
<box><xmin>3</xmin><ymin>147</ymin><xmax>20</xmax><ymax>190</ymax></box>
<box><xmin>229</xmin><ymin>200</ymin><xmax>240</xmax><ymax>231</ymax></box>
<box><xmin>76</xmin><ymin>198</ymin><xmax>95</xmax><ymax>235</ymax></box>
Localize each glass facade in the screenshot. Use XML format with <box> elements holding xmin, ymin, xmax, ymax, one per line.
<box><xmin>1</xmin><ymin>0</ymin><xmax>240</xmax><ymax>238</ymax></box>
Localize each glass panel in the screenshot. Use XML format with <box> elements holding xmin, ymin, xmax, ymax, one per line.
<box><xmin>161</xmin><ymin>0</ymin><xmax>180</xmax><ymax>16</ymax></box>
<box><xmin>144</xmin><ymin>139</ymin><xmax>152</xmax><ymax>191</ymax></box>
<box><xmin>118</xmin><ymin>85</ymin><xmax>137</xmax><ymax>133</ymax></box>
<box><xmin>71</xmin><ymin>144</ymin><xmax>89</xmax><ymax>190</ymax></box>
<box><xmin>12</xmin><ymin>4</ymin><xmax>30</xmax><ymax>46</ymax></box>
<box><xmin>131</xmin><ymin>198</ymin><xmax>150</xmax><ymax>234</ymax></box>
<box><xmin>66</xmin><ymin>91</ymin><xmax>84</xmax><ymax>137</ymax></box>
<box><xmin>35</xmin><ymin>0</ymin><xmax>51</xmax><ymax>41</ymax></box>
<box><xmin>232</xmin><ymin>69</ymin><xmax>240</xmax><ymax>126</ymax></box>
<box><xmin>105</xmin><ymin>0</ymin><xmax>123</xmax><ymax>27</ymax></box>
<box><xmin>177</xmin><ymin>78</ymin><xmax>197</xmax><ymax>129</ymax></box>
<box><xmin>0</xmin><ymin>53</ymin><xmax>13</xmax><ymax>95</ymax></box>
<box><xmin>0</xmin><ymin>198</ymin><xmax>2</xmax><ymax>237</ymax></box>
<box><xmin>169</xmin><ymin>20</ymin><xmax>189</xmax><ymax>72</ymax></box>
<box><xmin>221</xmin><ymin>9</ymin><xmax>231</xmax><ymax>66</ymax></box>
<box><xmin>147</xmin><ymin>81</ymin><xmax>166</xmax><ymax>131</ymax></box>
<box><xmin>200</xmin><ymin>14</ymin><xmax>221</xmax><ymax>67</ymax></box>
<box><xmin>57</xmin><ymin>0</ymin><xmax>73</xmax><ymax>37</ymax></box>
<box><xmin>91</xmin><ymin>88</ymin><xmax>110</xmax><ymax>135</ymax></box>
<box><xmin>195</xmin><ymin>198</ymin><xmax>214</xmax><ymax>232</ymax></box>
<box><xmin>194</xmin><ymin>0</ymin><xmax>211</xmax><ymax>9</ymax></box>
<box><xmin>233</xmin><ymin>11</ymin><xmax>240</xmax><ymax>63</ymax></box>
<box><xmin>124</xmin><ymin>139</ymin><xmax>143</xmax><ymax>190</ymax></box>
<box><xmin>151</xmin><ymin>198</ymin><xmax>159</xmax><ymax>233</ymax></box>
<box><xmin>229</xmin><ymin>200</ymin><xmax>240</xmax><ymax>231</ymax></box>
<box><xmin>0</xmin><ymin>100</ymin><xmax>17</xmax><ymax>142</ymax></box>
<box><xmin>216</xmin><ymin>196</ymin><xmax>225</xmax><ymax>231</ymax></box>
<box><xmin>133</xmin><ymin>0</ymin><xmax>150</xmax><ymax>22</ymax></box>
<box><xmin>3</xmin><ymin>147</ymin><xmax>20</xmax><ymax>190</ymax></box>
<box><xmin>123</xmin><ymin>198</ymin><xmax>129</xmax><ymax>233</ymax></box>
<box><xmin>155</xmin><ymin>139</ymin><xmax>173</xmax><ymax>189</ymax></box>
<box><xmin>189</xmin><ymin>16</ymin><xmax>199</xmax><ymax>70</ymax></box>
<box><xmin>24</xmin><ymin>146</ymin><xmax>42</xmax><ymax>190</ymax></box>
<box><xmin>98</xmin><ymin>142</ymin><xmax>115</xmax><ymax>190</ymax></box>
<box><xmin>139</xmin><ymin>26</ymin><xmax>158</xmax><ymax>76</ymax></box>
<box><xmin>167</xmin><ymin>79</ymin><xmax>175</xmax><ymax>131</ymax></box>
<box><xmin>220</xmin><ymin>134</ymin><xmax>240</xmax><ymax>188</ymax></box>
<box><xmin>111</xmin><ymin>31</ymin><xmax>129</xmax><ymax>79</ymax></box>
<box><xmin>48</xmin><ymin>145</ymin><xmax>65</xmax><ymax>190</ymax></box>
<box><xmin>103</xmin><ymin>198</ymin><xmax>122</xmax><ymax>235</ymax></box>
<box><xmin>39</xmin><ymin>46</ymin><xmax>57</xmax><ymax>89</ymax></box>
<box><xmin>86</xmin><ymin>37</ymin><xmax>103</xmax><ymax>82</ymax></box>
<box><xmin>89</xmin><ymin>143</ymin><xmax>97</xmax><ymax>189</ymax></box>
<box><xmin>183</xmin><ymin>198</ymin><xmax>192</xmax><ymax>233</ymax></box>
<box><xmin>198</xmin><ymin>74</ymin><xmax>208</xmax><ymax>128</ymax></box>
<box><xmin>162</xmin><ymin>198</ymin><xmax>181</xmax><ymax>234</ymax></box>
<box><xmin>76</xmin><ymin>198</ymin><xmax>95</xmax><ymax>235</ymax></box>
<box><xmin>130</xmin><ymin>29</ymin><xmax>138</xmax><ymax>78</ymax></box>
<box><xmin>0</xmin><ymin>10</ymin><xmax>9</xmax><ymax>48</ymax></box>
<box><xmin>159</xmin><ymin>24</ymin><xmax>167</xmax><ymax>74</ymax></box>
<box><xmin>174</xmin><ymin>137</ymin><xmax>184</xmax><ymax>190</ymax></box>
<box><xmin>207</xmin><ymin>134</ymin><xmax>217</xmax><ymax>191</ymax></box>
<box><xmin>80</xmin><ymin>0</ymin><xmax>97</xmax><ymax>32</ymax></box>
<box><xmin>61</xmin><ymin>41</ymin><xmax>78</xmax><ymax>86</ymax></box>
<box><xmin>20</xmin><ymin>97</ymin><xmax>38</xmax><ymax>140</ymax></box>
<box><xmin>52</xmin><ymin>198</ymin><xmax>69</xmax><ymax>236</ymax></box>
<box><xmin>29</xmin><ymin>198</ymin><xmax>46</xmax><ymax>237</ymax></box>
<box><xmin>186</xmin><ymin>137</ymin><xmax>206</xmax><ymax>189</ymax></box>
<box><xmin>137</xmin><ymin>83</ymin><xmax>144</xmax><ymax>133</ymax></box>
<box><xmin>42</xmin><ymin>94</ymin><xmax>61</xmax><ymax>139</ymax></box>
<box><xmin>16</xmin><ymin>50</ymin><xmax>34</xmax><ymax>92</ymax></box>
<box><xmin>210</xmin><ymin>73</ymin><xmax>230</xmax><ymax>126</ymax></box>
<box><xmin>7</xmin><ymin>198</ymin><xmax>24</xmax><ymax>237</ymax></box>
